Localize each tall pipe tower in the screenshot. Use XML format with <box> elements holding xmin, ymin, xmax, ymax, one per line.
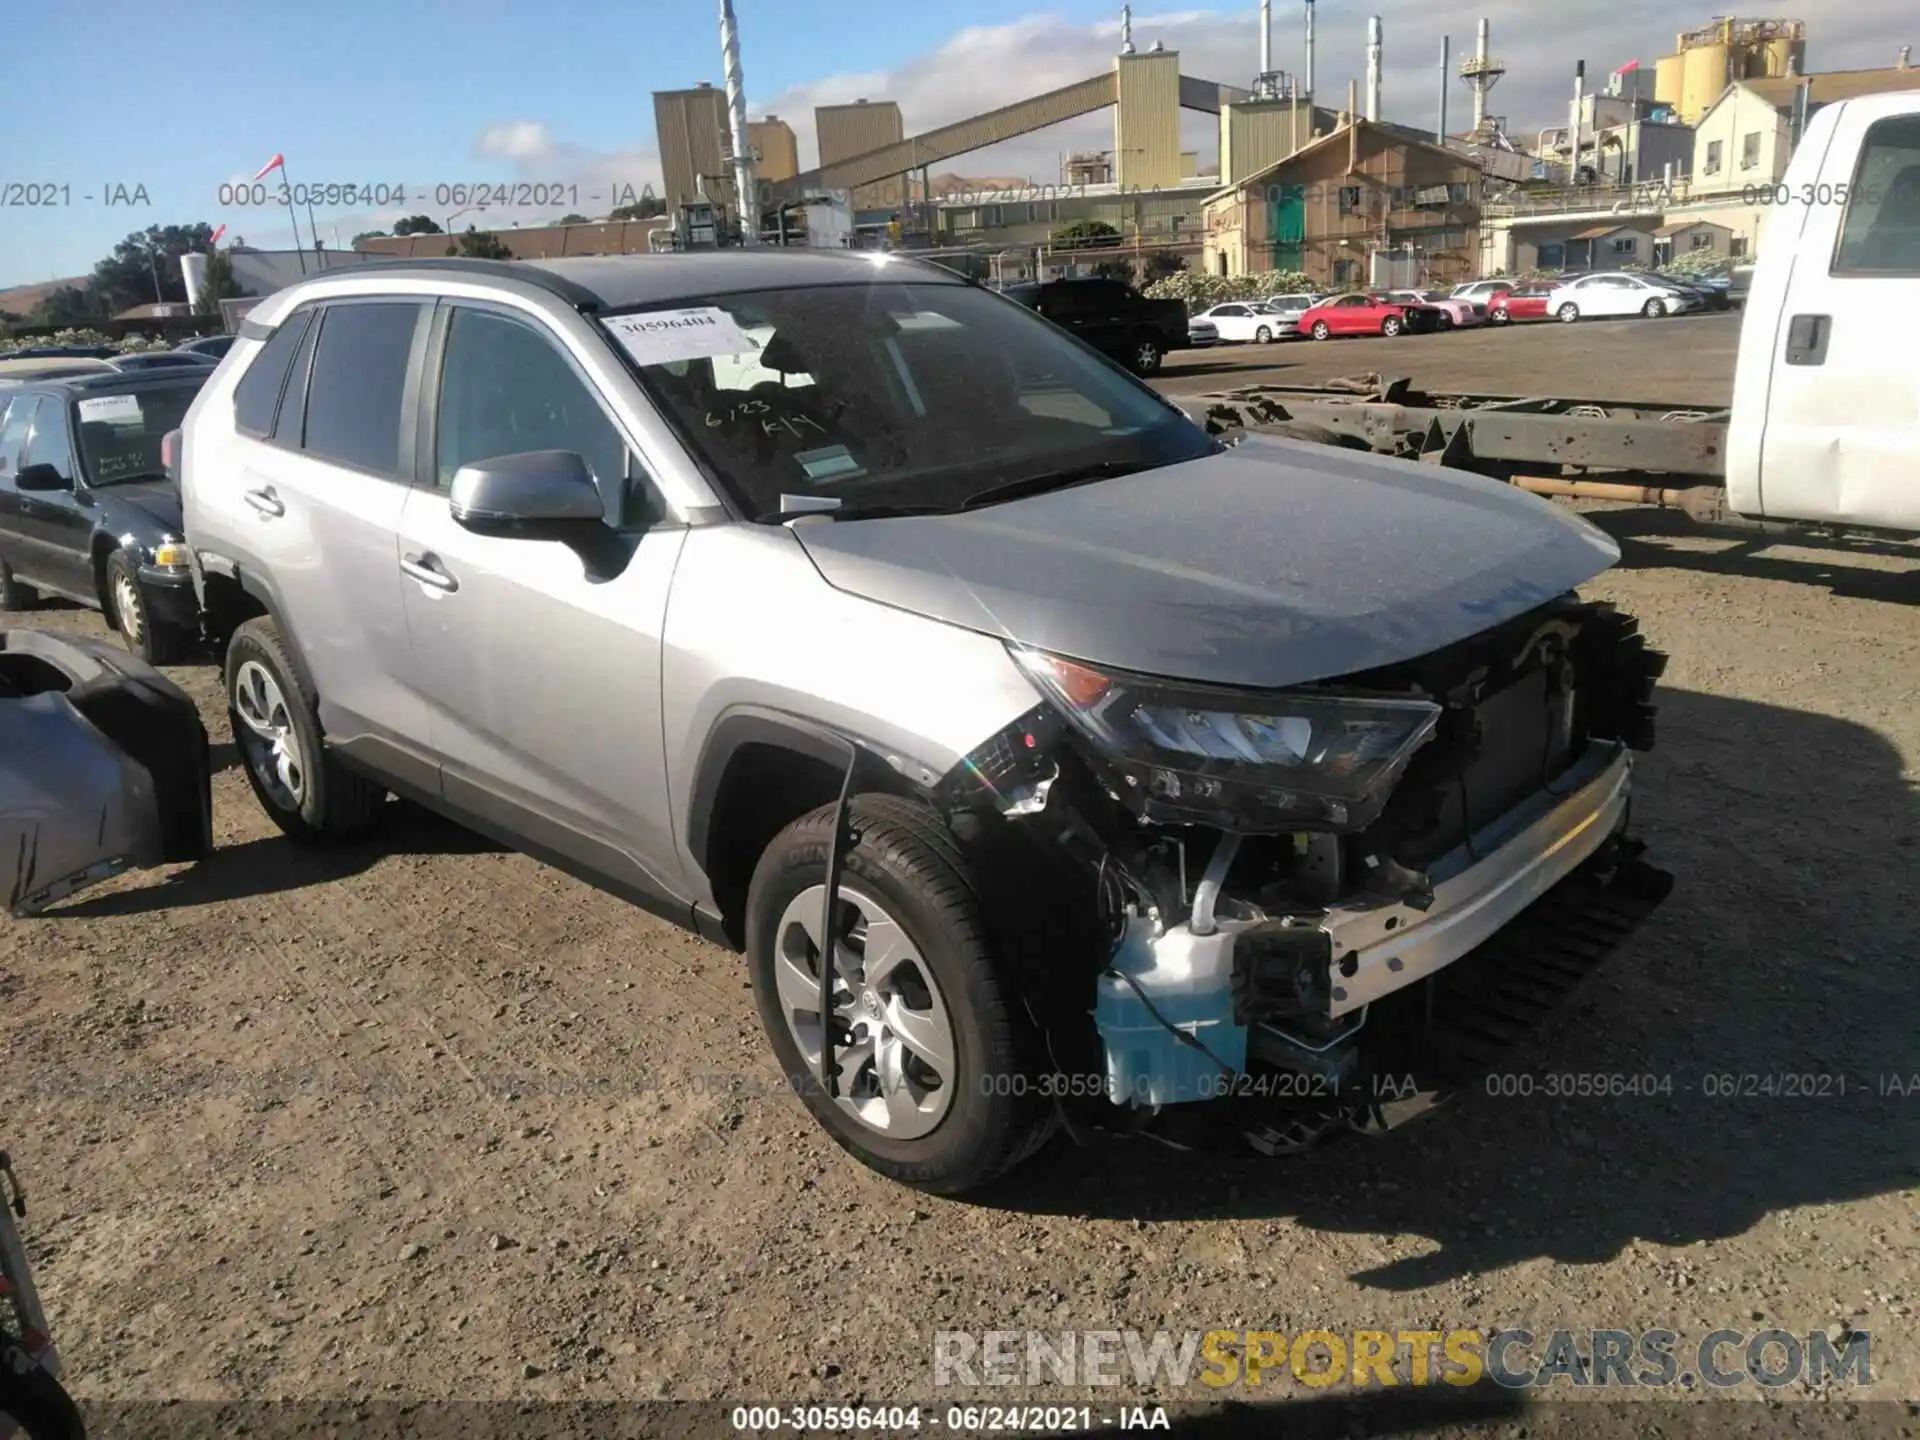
<box><xmin>718</xmin><ymin>0</ymin><xmax>758</xmax><ymax>244</ymax></box>
<box><xmin>1365</xmin><ymin>16</ymin><xmax>1382</xmax><ymax>121</ymax></box>
<box><xmin>1459</xmin><ymin>17</ymin><xmax>1506</xmax><ymax>135</ymax></box>
<box><xmin>1303</xmin><ymin>0</ymin><xmax>1316</xmax><ymax>99</ymax></box>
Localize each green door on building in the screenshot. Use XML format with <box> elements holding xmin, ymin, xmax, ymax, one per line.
<box><xmin>1269</xmin><ymin>184</ymin><xmax>1305</xmax><ymax>273</ymax></box>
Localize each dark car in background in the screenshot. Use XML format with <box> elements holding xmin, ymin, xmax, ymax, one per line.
<box><xmin>0</xmin><ymin>370</ymin><xmax>207</xmax><ymax>663</ymax></box>
<box><xmin>999</xmin><ymin>276</ymin><xmax>1193</xmax><ymax>374</ymax></box>
<box><xmin>107</xmin><ymin>351</ymin><xmax>219</xmax><ymax>373</ymax></box>
<box><xmin>175</xmin><ymin>334</ymin><xmax>238</xmax><ymax>360</ymax></box>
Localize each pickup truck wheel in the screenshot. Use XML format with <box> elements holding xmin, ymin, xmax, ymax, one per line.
<box><xmin>746</xmin><ymin>794</ymin><xmax>1055</xmax><ymax>1194</ymax></box>
<box><xmin>1642</xmin><ymin>297</ymin><xmax>1667</xmax><ymax>318</ymax></box>
<box><xmin>0</xmin><ymin>560</ymin><xmax>36</xmax><ymax>611</ymax></box>
<box><xmin>106</xmin><ymin>549</ymin><xmax>187</xmax><ymax>666</ymax></box>
<box><xmin>1253</xmin><ymin>324</ymin><xmax>1272</xmax><ymax>343</ymax></box>
<box><xmin>1558</xmin><ymin>302</ymin><xmax>1581</xmax><ymax>323</ymax></box>
<box><xmin>225</xmin><ymin>616</ymin><xmax>386</xmax><ymax>843</ymax></box>
<box><xmin>1128</xmin><ymin>332</ymin><xmax>1162</xmax><ymax>374</ymax></box>
<box><xmin>1310</xmin><ymin>320</ymin><xmax>1331</xmax><ymax>341</ymax></box>
<box><xmin>1381</xmin><ymin>315</ymin><xmax>1404</xmax><ymax>337</ymax></box>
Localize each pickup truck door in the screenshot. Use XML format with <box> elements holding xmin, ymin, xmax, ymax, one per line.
<box><xmin>1750</xmin><ymin>98</ymin><xmax>1920</xmax><ymax>530</ymax></box>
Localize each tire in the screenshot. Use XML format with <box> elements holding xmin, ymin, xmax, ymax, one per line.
<box><xmin>1642</xmin><ymin>297</ymin><xmax>1666</xmax><ymax>318</ymax></box>
<box><xmin>0</xmin><ymin>559</ymin><xmax>36</xmax><ymax>612</ymax></box>
<box><xmin>1310</xmin><ymin>321</ymin><xmax>1331</xmax><ymax>341</ymax></box>
<box><xmin>1558</xmin><ymin>303</ymin><xmax>1581</xmax><ymax>323</ymax></box>
<box><xmin>105</xmin><ymin>549</ymin><xmax>188</xmax><ymax>666</ymax></box>
<box><xmin>1381</xmin><ymin>315</ymin><xmax>1403</xmax><ymax>337</ymax></box>
<box><xmin>1253</xmin><ymin>325</ymin><xmax>1272</xmax><ymax>343</ymax></box>
<box><xmin>1128</xmin><ymin>332</ymin><xmax>1162</xmax><ymax>375</ymax></box>
<box><xmin>0</xmin><ymin>1344</ymin><xmax>86</xmax><ymax>1440</ymax></box>
<box><xmin>225</xmin><ymin>616</ymin><xmax>386</xmax><ymax>843</ymax></box>
<box><xmin>745</xmin><ymin>794</ymin><xmax>1055</xmax><ymax>1194</ymax></box>
<box><xmin>1434</xmin><ymin>312</ymin><xmax>1452</xmax><ymax>331</ymax></box>
<box><xmin>1489</xmin><ymin>308</ymin><xmax>1510</xmax><ymax>325</ymax></box>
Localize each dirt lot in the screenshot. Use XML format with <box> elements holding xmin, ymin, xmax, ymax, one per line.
<box><xmin>3</xmin><ymin>309</ymin><xmax>1918</xmax><ymax>1433</ymax></box>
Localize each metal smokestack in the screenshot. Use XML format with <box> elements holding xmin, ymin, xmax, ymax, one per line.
<box><xmin>1366</xmin><ymin>16</ymin><xmax>1383</xmax><ymax>121</ymax></box>
<box><xmin>1473</xmin><ymin>18</ymin><xmax>1490</xmax><ymax>130</ymax></box>
<box><xmin>1260</xmin><ymin>0</ymin><xmax>1272</xmax><ymax>76</ymax></box>
<box><xmin>1570</xmin><ymin>60</ymin><xmax>1585</xmax><ymax>185</ymax></box>
<box><xmin>1438</xmin><ymin>36</ymin><xmax>1450</xmax><ymax>142</ymax></box>
<box><xmin>719</xmin><ymin>0</ymin><xmax>759</xmax><ymax>245</ymax></box>
<box><xmin>1304</xmin><ymin>0</ymin><xmax>1315</xmax><ymax>99</ymax></box>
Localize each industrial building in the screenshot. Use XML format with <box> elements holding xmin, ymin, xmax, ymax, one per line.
<box><xmin>1690</xmin><ymin>60</ymin><xmax>1920</xmax><ymax>189</ymax></box>
<box><xmin>817</xmin><ymin>99</ymin><xmax>907</xmax><ymax>211</ymax></box>
<box><xmin>748</xmin><ymin>116</ymin><xmax>799</xmax><ymax>183</ymax></box>
<box><xmin>1652</xmin><ymin>18</ymin><xmax>1808</xmax><ymax>127</ymax></box>
<box><xmin>653</xmin><ymin>83</ymin><xmax>732</xmax><ymax>209</ymax></box>
<box><xmin>1202</xmin><ymin>117</ymin><xmax>1482</xmax><ymax>285</ymax></box>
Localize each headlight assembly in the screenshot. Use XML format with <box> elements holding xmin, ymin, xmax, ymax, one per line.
<box><xmin>1010</xmin><ymin>647</ymin><xmax>1440</xmax><ymax>831</ymax></box>
<box><xmin>150</xmin><ymin>541</ymin><xmax>191</xmax><ymax>569</ymax></box>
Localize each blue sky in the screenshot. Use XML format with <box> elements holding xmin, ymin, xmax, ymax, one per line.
<box><xmin>4</xmin><ymin>0</ymin><xmax>1907</xmax><ymax>289</ymax></box>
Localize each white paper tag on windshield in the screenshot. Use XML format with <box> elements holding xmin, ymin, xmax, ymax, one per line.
<box><xmin>604</xmin><ymin>307</ymin><xmax>754</xmax><ymax>366</ymax></box>
<box><xmin>77</xmin><ymin>393</ymin><xmax>141</xmax><ymax>422</ymax></box>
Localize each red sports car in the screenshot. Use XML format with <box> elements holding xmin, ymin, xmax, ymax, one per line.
<box><xmin>1487</xmin><ymin>284</ymin><xmax>1554</xmax><ymax>324</ymax></box>
<box><xmin>1298</xmin><ymin>291</ymin><xmax>1441</xmax><ymax>339</ymax></box>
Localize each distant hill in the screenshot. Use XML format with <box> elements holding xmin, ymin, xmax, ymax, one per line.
<box><xmin>0</xmin><ymin>275</ymin><xmax>91</xmax><ymax>320</ymax></box>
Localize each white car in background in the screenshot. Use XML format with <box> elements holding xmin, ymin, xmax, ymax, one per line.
<box><xmin>1257</xmin><ymin>292</ymin><xmax>1323</xmax><ymax>335</ymax></box>
<box><xmin>1450</xmin><ymin>278</ymin><xmax>1515</xmax><ymax>305</ymax></box>
<box><xmin>1547</xmin><ymin>272</ymin><xmax>1703</xmax><ymax>322</ymax></box>
<box><xmin>1382</xmin><ymin>289</ymin><xmax>1484</xmax><ymax>328</ymax></box>
<box><xmin>1186</xmin><ymin>314</ymin><xmax>1220</xmax><ymax>347</ymax></box>
<box><xmin>1192</xmin><ymin>302</ymin><xmax>1289</xmax><ymax>343</ymax></box>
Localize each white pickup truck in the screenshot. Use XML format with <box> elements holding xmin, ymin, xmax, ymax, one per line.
<box><xmin>1190</xmin><ymin>90</ymin><xmax>1920</xmax><ymax>539</ymax></box>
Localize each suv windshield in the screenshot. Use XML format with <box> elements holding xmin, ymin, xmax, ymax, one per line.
<box><xmin>73</xmin><ymin>385</ymin><xmax>199</xmax><ymax>485</ymax></box>
<box><xmin>601</xmin><ymin>281</ymin><xmax>1215</xmax><ymax>519</ymax></box>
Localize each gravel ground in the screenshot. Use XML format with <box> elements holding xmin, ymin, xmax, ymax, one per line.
<box><xmin>2</xmin><ymin>311</ymin><xmax>1917</xmax><ymax>1436</ymax></box>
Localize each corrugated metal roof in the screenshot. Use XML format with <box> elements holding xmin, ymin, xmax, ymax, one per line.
<box><xmin>1570</xmin><ymin>224</ymin><xmax>1630</xmax><ymax>240</ymax></box>
<box><xmin>1735</xmin><ymin>68</ymin><xmax>1920</xmax><ymax>114</ymax></box>
<box><xmin>1654</xmin><ymin>219</ymin><xmax>1732</xmax><ymax>236</ymax></box>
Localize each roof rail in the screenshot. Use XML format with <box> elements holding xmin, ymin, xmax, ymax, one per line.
<box><xmin>293</xmin><ymin>257</ymin><xmax>607</xmax><ymax>311</ymax></box>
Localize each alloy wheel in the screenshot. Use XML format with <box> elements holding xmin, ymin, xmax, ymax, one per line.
<box><xmin>113</xmin><ymin>572</ymin><xmax>144</xmax><ymax>646</ymax></box>
<box><xmin>773</xmin><ymin>884</ymin><xmax>957</xmax><ymax>1140</ymax></box>
<box><xmin>232</xmin><ymin>660</ymin><xmax>307</xmax><ymax>811</ymax></box>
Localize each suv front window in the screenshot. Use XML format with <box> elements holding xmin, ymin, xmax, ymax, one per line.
<box><xmin>74</xmin><ymin>386</ymin><xmax>199</xmax><ymax>485</ymax></box>
<box><xmin>601</xmin><ymin>281</ymin><xmax>1213</xmax><ymax>519</ymax></box>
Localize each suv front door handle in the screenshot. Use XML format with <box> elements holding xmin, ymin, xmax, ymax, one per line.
<box><xmin>243</xmin><ymin>487</ymin><xmax>284</xmax><ymax>517</ymax></box>
<box><xmin>401</xmin><ymin>553</ymin><xmax>458</xmax><ymax>592</ymax></box>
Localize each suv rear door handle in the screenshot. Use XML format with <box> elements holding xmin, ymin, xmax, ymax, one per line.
<box><xmin>243</xmin><ymin>487</ymin><xmax>284</xmax><ymax>517</ymax></box>
<box><xmin>401</xmin><ymin>552</ymin><xmax>458</xmax><ymax>592</ymax></box>
<box><xmin>1785</xmin><ymin>313</ymin><xmax>1831</xmax><ymax>366</ymax></box>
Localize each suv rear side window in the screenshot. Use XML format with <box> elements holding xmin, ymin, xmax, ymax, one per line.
<box><xmin>0</xmin><ymin>396</ymin><xmax>39</xmax><ymax>475</ymax></box>
<box><xmin>233</xmin><ymin>309</ymin><xmax>313</xmax><ymax>437</ymax></box>
<box><xmin>1834</xmin><ymin>115</ymin><xmax>1920</xmax><ymax>275</ymax></box>
<box><xmin>301</xmin><ymin>302</ymin><xmax>424</xmax><ymax>477</ymax></box>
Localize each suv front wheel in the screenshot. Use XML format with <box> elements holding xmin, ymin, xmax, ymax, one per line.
<box><xmin>225</xmin><ymin>616</ymin><xmax>387</xmax><ymax>842</ymax></box>
<box><xmin>745</xmin><ymin>794</ymin><xmax>1055</xmax><ymax>1194</ymax></box>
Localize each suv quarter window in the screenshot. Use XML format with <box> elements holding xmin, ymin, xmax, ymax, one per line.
<box><xmin>22</xmin><ymin>398</ymin><xmax>75</xmax><ymax>482</ymax></box>
<box><xmin>432</xmin><ymin>305</ymin><xmax>658</xmax><ymax>530</ymax></box>
<box><xmin>232</xmin><ymin>308</ymin><xmax>314</xmax><ymax>438</ymax></box>
<box><xmin>0</xmin><ymin>395</ymin><xmax>41</xmax><ymax>475</ymax></box>
<box><xmin>299</xmin><ymin>300</ymin><xmax>428</xmax><ymax>479</ymax></box>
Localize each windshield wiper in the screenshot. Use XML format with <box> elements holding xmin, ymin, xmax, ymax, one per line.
<box><xmin>959</xmin><ymin>460</ymin><xmax>1141</xmax><ymax>511</ymax></box>
<box><xmin>88</xmin><ymin>470</ymin><xmax>170</xmax><ymax>488</ymax></box>
<box><xmin>768</xmin><ymin>501</ymin><xmax>953</xmax><ymax>523</ymax></box>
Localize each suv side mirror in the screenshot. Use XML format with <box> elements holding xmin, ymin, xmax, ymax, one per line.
<box><xmin>14</xmin><ymin>463</ymin><xmax>72</xmax><ymax>493</ymax></box>
<box><xmin>449</xmin><ymin>450</ymin><xmax>606</xmax><ymax>542</ymax></box>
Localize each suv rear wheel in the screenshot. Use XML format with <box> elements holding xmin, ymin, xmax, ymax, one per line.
<box><xmin>225</xmin><ymin>616</ymin><xmax>386</xmax><ymax>842</ymax></box>
<box><xmin>745</xmin><ymin>794</ymin><xmax>1054</xmax><ymax>1193</ymax></box>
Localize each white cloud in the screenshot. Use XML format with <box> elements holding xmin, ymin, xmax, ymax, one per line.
<box><xmin>477</xmin><ymin>121</ymin><xmax>557</xmax><ymax>163</ymax></box>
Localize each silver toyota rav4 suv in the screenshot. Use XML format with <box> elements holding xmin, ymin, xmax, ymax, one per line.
<box><xmin>179</xmin><ymin>253</ymin><xmax>1670</xmax><ymax>1193</ymax></box>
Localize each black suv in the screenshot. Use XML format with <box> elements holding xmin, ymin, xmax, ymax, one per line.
<box><xmin>0</xmin><ymin>370</ymin><xmax>207</xmax><ymax>662</ymax></box>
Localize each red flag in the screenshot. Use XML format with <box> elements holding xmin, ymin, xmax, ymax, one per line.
<box><xmin>1615</xmin><ymin>59</ymin><xmax>1641</xmax><ymax>74</ymax></box>
<box><xmin>252</xmin><ymin>153</ymin><xmax>286</xmax><ymax>181</ymax></box>
<box><xmin>209</xmin><ymin>224</ymin><xmax>227</xmax><ymax>246</ymax></box>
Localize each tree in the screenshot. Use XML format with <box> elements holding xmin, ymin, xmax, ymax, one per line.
<box><xmin>1141</xmin><ymin>249</ymin><xmax>1186</xmax><ymax>284</ymax></box>
<box><xmin>30</xmin><ymin>285</ymin><xmax>107</xmax><ymax>327</ymax></box>
<box><xmin>557</xmin><ymin>213</ymin><xmax>590</xmax><ymax>225</ymax></box>
<box><xmin>447</xmin><ymin>226</ymin><xmax>512</xmax><ymax>260</ymax></box>
<box><xmin>609</xmin><ymin>196</ymin><xmax>667</xmax><ymax>221</ymax></box>
<box><xmin>392</xmin><ymin>214</ymin><xmax>444</xmax><ymax>236</ymax></box>
<box><xmin>89</xmin><ymin>223</ymin><xmax>220</xmax><ymax>312</ymax></box>
<box><xmin>1053</xmin><ymin>219</ymin><xmax>1122</xmax><ymax>249</ymax></box>
<box><xmin>351</xmin><ymin>229</ymin><xmax>389</xmax><ymax>247</ymax></box>
<box><xmin>191</xmin><ymin>248</ymin><xmax>243</xmax><ymax>319</ymax></box>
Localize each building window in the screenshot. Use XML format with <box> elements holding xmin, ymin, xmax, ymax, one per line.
<box><xmin>1704</xmin><ymin>140</ymin><xmax>1723</xmax><ymax>175</ymax></box>
<box><xmin>1537</xmin><ymin>241</ymin><xmax>1565</xmax><ymax>269</ymax></box>
<box><xmin>1338</xmin><ymin>185</ymin><xmax>1362</xmax><ymax>215</ymax></box>
<box><xmin>1332</xmin><ymin>258</ymin><xmax>1359</xmax><ymax>284</ymax></box>
<box><xmin>1610</xmin><ymin>236</ymin><xmax>1637</xmax><ymax>255</ymax></box>
<box><xmin>1690</xmin><ymin>231</ymin><xmax>1716</xmax><ymax>250</ymax></box>
<box><xmin>1447</xmin><ymin>182</ymin><xmax>1470</xmax><ymax>205</ymax></box>
<box><xmin>1741</xmin><ymin>132</ymin><xmax>1762</xmax><ymax>169</ymax></box>
<box><xmin>1730</xmin><ymin>235</ymin><xmax>1749</xmax><ymax>258</ymax></box>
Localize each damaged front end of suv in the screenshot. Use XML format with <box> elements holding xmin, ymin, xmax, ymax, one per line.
<box><xmin>933</xmin><ymin>593</ymin><xmax>1671</xmax><ymax>1152</ymax></box>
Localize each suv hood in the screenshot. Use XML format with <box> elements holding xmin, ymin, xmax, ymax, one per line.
<box><xmin>792</xmin><ymin>435</ymin><xmax>1620</xmax><ymax>690</ymax></box>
